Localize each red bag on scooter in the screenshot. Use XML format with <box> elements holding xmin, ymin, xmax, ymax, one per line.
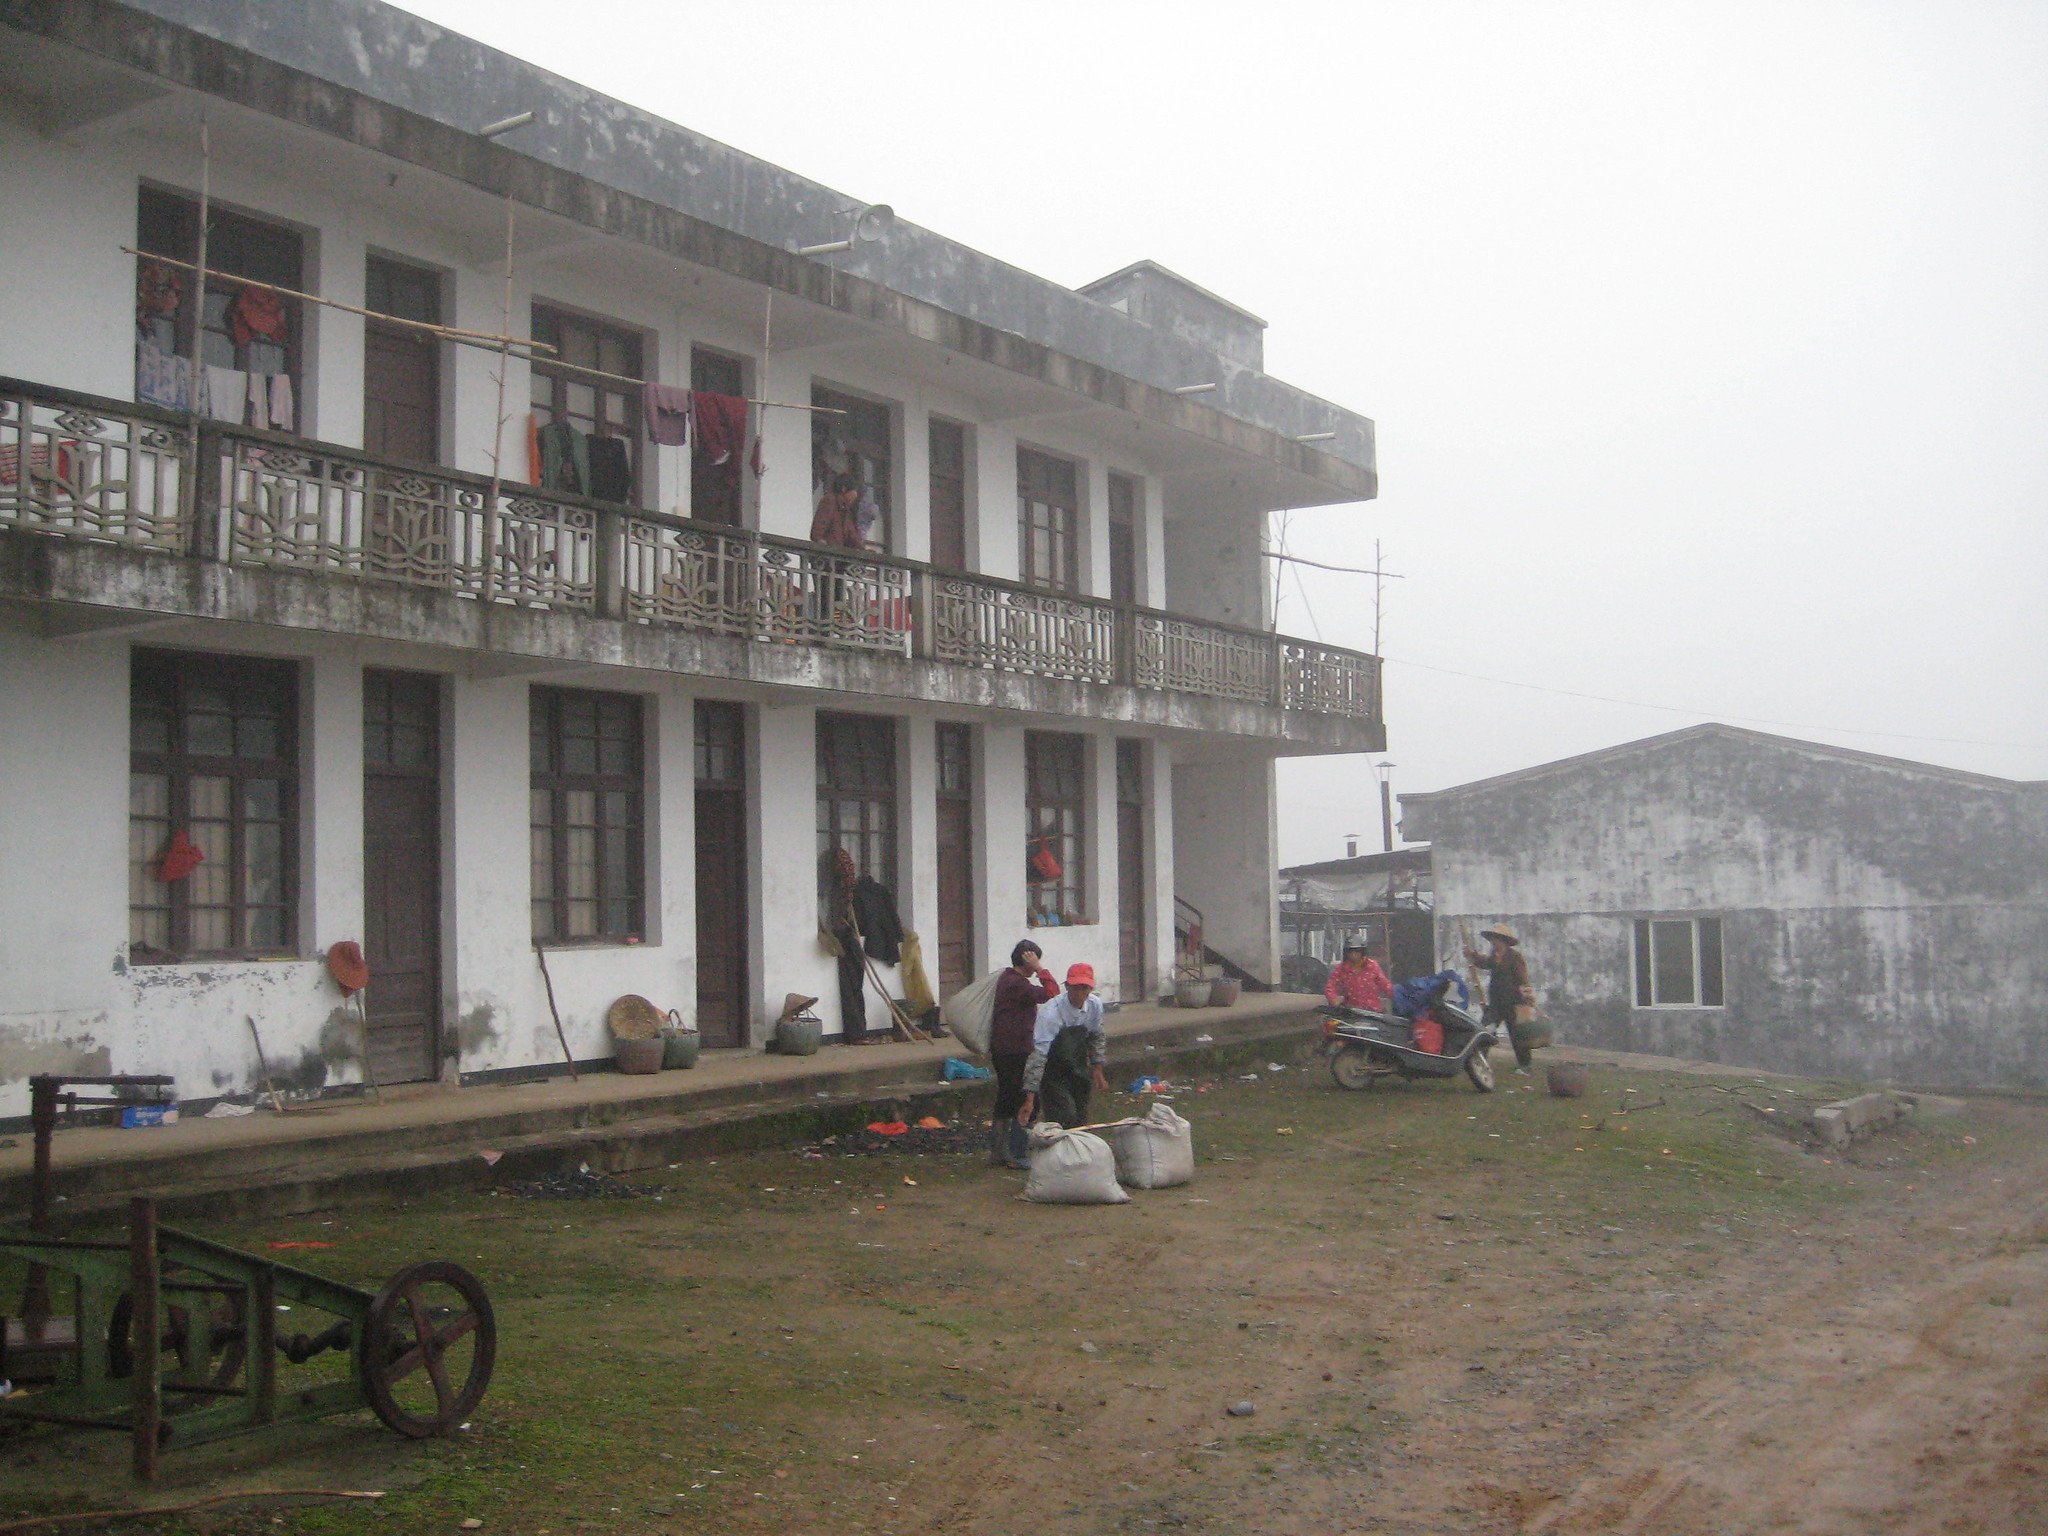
<box><xmin>1410</xmin><ymin>1010</ymin><xmax>1444</xmax><ymax>1056</ymax></box>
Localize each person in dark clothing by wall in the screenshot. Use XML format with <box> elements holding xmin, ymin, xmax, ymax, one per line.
<box><xmin>1465</xmin><ymin>922</ymin><xmax>1536</xmax><ymax>1071</ymax></box>
<box><xmin>989</xmin><ymin>940</ymin><xmax>1057</xmax><ymax>1167</ymax></box>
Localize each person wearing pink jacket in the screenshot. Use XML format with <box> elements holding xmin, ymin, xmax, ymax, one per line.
<box><xmin>1323</xmin><ymin>938</ymin><xmax>1392</xmax><ymax>1012</ymax></box>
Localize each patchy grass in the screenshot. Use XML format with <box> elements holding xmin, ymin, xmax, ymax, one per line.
<box><xmin>0</xmin><ymin>1053</ymin><xmax>1993</xmax><ymax>1535</ymax></box>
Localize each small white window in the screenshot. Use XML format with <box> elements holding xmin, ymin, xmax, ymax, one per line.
<box><xmin>1632</xmin><ymin>917</ymin><xmax>1724</xmax><ymax>1008</ymax></box>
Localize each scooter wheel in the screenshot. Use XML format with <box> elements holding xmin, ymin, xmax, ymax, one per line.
<box><xmin>1330</xmin><ymin>1046</ymin><xmax>1376</xmax><ymax>1091</ymax></box>
<box><xmin>1465</xmin><ymin>1045</ymin><xmax>1497</xmax><ymax>1093</ymax></box>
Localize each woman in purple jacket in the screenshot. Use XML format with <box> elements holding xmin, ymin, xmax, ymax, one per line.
<box><xmin>989</xmin><ymin>940</ymin><xmax>1058</xmax><ymax>1167</ymax></box>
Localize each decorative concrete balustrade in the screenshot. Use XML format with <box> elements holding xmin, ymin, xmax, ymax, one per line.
<box><xmin>0</xmin><ymin>378</ymin><xmax>1381</xmax><ymax>722</ymax></box>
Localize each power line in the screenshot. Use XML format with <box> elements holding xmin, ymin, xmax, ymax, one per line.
<box><xmin>1381</xmin><ymin>655</ymin><xmax>2048</xmax><ymax>753</ymax></box>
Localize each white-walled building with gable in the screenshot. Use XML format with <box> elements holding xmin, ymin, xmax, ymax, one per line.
<box><xmin>0</xmin><ymin>0</ymin><xmax>1383</xmax><ymax>1119</ymax></box>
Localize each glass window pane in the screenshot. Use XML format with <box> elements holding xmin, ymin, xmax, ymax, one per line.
<box><xmin>562</xmin><ymin>730</ymin><xmax>598</xmax><ymax>777</ymax></box>
<box><xmin>131</xmin><ymin>707</ymin><xmax>170</xmax><ymax>756</ymax></box>
<box><xmin>244</xmin><ymin>904</ymin><xmax>284</xmax><ymax>950</ymax></box>
<box><xmin>1699</xmin><ymin>918</ymin><xmax>1725</xmax><ymax>1007</ymax></box>
<box><xmin>237</xmin><ymin>713</ymin><xmax>278</xmax><ymax>759</ymax></box>
<box><xmin>190</xmin><ymin>775</ymin><xmax>232</xmax><ymax>820</ymax></box>
<box><xmin>243</xmin><ymin>822</ymin><xmax>283</xmax><ymax>906</ymax></box>
<box><xmin>187</xmin><ymin>708</ymin><xmax>233</xmax><ymax>757</ymax></box>
<box><xmin>1651</xmin><ymin>920</ymin><xmax>1696</xmax><ymax>1005</ymax></box>
<box><xmin>1633</xmin><ymin>920</ymin><xmax>1653</xmax><ymax>1006</ymax></box>
<box><xmin>190</xmin><ymin>906</ymin><xmax>232</xmax><ymax>952</ymax></box>
<box><xmin>243</xmin><ymin>778</ymin><xmax>281</xmax><ymax>820</ymax></box>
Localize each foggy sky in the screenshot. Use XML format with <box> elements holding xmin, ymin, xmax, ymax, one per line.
<box><xmin>406</xmin><ymin>0</ymin><xmax>2048</xmax><ymax>864</ymax></box>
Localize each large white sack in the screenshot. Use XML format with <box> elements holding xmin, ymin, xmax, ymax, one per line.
<box><xmin>1023</xmin><ymin>1126</ymin><xmax>1129</xmax><ymax>1205</ymax></box>
<box><xmin>1110</xmin><ymin>1102</ymin><xmax>1195</xmax><ymax>1189</ymax></box>
<box><xmin>939</xmin><ymin>971</ymin><xmax>1002</xmax><ymax>1058</ymax></box>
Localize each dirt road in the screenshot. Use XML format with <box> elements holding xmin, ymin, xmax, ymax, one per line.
<box><xmin>3</xmin><ymin>1048</ymin><xmax>2042</xmax><ymax>1535</ymax></box>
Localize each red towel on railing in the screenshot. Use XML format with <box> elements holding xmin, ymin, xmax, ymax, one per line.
<box><xmin>691</xmin><ymin>391</ymin><xmax>747</xmax><ymax>466</ymax></box>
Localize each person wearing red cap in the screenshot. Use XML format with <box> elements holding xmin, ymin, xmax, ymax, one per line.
<box><xmin>1017</xmin><ymin>962</ymin><xmax>1108</xmax><ymax>1129</ymax></box>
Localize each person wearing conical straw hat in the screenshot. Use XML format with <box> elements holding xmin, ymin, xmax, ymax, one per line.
<box><xmin>1465</xmin><ymin>923</ymin><xmax>1537</xmax><ymax>1073</ymax></box>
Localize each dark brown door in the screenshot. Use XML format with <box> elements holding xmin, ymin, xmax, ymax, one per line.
<box><xmin>1117</xmin><ymin>740</ymin><xmax>1146</xmax><ymax>1002</ymax></box>
<box><xmin>694</xmin><ymin>702</ymin><xmax>748</xmax><ymax>1048</ymax></box>
<box><xmin>929</xmin><ymin>418</ymin><xmax>968</xmax><ymax>570</ymax></box>
<box><xmin>363</xmin><ymin>257</ymin><xmax>441</xmax><ymax>464</ymax></box>
<box><xmin>691</xmin><ymin>347</ymin><xmax>744</xmax><ymax>526</ymax></box>
<box><xmin>362</xmin><ymin>670</ymin><xmax>442</xmax><ymax>1083</ymax></box>
<box><xmin>1108</xmin><ymin>471</ymin><xmax>1139</xmax><ymax>607</ymax></box>
<box><xmin>935</xmin><ymin>723</ymin><xmax>975</xmax><ymax>998</ymax></box>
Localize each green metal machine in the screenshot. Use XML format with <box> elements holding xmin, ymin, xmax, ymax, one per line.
<box><xmin>2</xmin><ymin>1078</ymin><xmax>494</xmax><ymax>1482</ymax></box>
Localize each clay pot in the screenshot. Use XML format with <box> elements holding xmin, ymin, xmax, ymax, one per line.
<box><xmin>775</xmin><ymin>1015</ymin><xmax>823</xmax><ymax>1057</ymax></box>
<box><xmin>1174</xmin><ymin>980</ymin><xmax>1209</xmax><ymax>1009</ymax></box>
<box><xmin>613</xmin><ymin>1037</ymin><xmax>665</xmax><ymax>1075</ymax></box>
<box><xmin>1546</xmin><ymin>1062</ymin><xmax>1590</xmax><ymax>1098</ymax></box>
<box><xmin>1207</xmin><ymin>978</ymin><xmax>1242</xmax><ymax>1007</ymax></box>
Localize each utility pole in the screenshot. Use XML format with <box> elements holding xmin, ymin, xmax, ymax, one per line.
<box><xmin>1375</xmin><ymin>760</ymin><xmax>1396</xmax><ymax>970</ymax></box>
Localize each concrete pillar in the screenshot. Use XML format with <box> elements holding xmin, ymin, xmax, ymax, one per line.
<box><xmin>1082</xmin><ymin>458</ymin><xmax>1112</xmax><ymax>599</ymax></box>
<box><xmin>973</xmin><ymin>426</ymin><xmax>1021</xmax><ymax>582</ymax></box>
<box><xmin>899</xmin><ymin>714</ymin><xmax>937</xmax><ymax>941</ymax></box>
<box><xmin>1144</xmin><ymin>739</ymin><xmax>1176</xmax><ymax>1000</ymax></box>
<box><xmin>1171</xmin><ymin>753</ymin><xmax>1280</xmax><ymax>985</ymax></box>
<box><xmin>302</xmin><ymin>651</ymin><xmax>362</xmax><ymax>958</ymax></box>
<box><xmin>1139</xmin><ymin>474</ymin><xmax>1167</xmax><ymax>609</ymax></box>
<box><xmin>979</xmin><ymin>724</ymin><xmax>1027</xmax><ymax>961</ymax></box>
<box><xmin>308</xmin><ymin>231</ymin><xmax>367</xmax><ymax>449</ymax></box>
<box><xmin>899</xmin><ymin>403</ymin><xmax>932</xmax><ymax>565</ymax></box>
<box><xmin>446</xmin><ymin>671</ymin><xmax>534</xmax><ymax>1073</ymax></box>
<box><xmin>447</xmin><ymin>264</ymin><xmax>531</xmax><ymax>482</ymax></box>
<box><xmin>751</xmin><ymin>702</ymin><xmax>827</xmax><ymax>1038</ymax></box>
<box><xmin>651</xmin><ymin>684</ymin><xmax>695</xmax><ymax>992</ymax></box>
<box><xmin>757</xmin><ymin>354</ymin><xmax>812</xmax><ymax>542</ymax></box>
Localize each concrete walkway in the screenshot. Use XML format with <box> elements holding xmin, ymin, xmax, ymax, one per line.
<box><xmin>2</xmin><ymin>993</ymin><xmax>1324</xmax><ymax>1222</ymax></box>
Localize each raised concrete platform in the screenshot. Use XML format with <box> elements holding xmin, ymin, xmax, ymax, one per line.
<box><xmin>0</xmin><ymin>995</ymin><xmax>1323</xmax><ymax>1223</ymax></box>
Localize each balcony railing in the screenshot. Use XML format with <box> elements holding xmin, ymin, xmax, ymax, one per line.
<box><xmin>0</xmin><ymin>379</ymin><xmax>1380</xmax><ymax>723</ymax></box>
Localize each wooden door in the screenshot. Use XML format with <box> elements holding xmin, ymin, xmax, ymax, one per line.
<box><xmin>929</xmin><ymin>418</ymin><xmax>968</xmax><ymax>570</ymax></box>
<box><xmin>363</xmin><ymin>257</ymin><xmax>441</xmax><ymax>464</ymax></box>
<box><xmin>1116</xmin><ymin>740</ymin><xmax>1147</xmax><ymax>1002</ymax></box>
<box><xmin>691</xmin><ymin>347</ymin><xmax>744</xmax><ymax>526</ymax></box>
<box><xmin>935</xmin><ymin>723</ymin><xmax>974</xmax><ymax>998</ymax></box>
<box><xmin>362</xmin><ymin>670</ymin><xmax>441</xmax><ymax>1083</ymax></box>
<box><xmin>694</xmin><ymin>702</ymin><xmax>748</xmax><ymax>1048</ymax></box>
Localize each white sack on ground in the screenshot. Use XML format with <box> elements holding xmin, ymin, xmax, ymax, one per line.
<box><xmin>1023</xmin><ymin>1125</ymin><xmax>1129</xmax><ymax>1204</ymax></box>
<box><xmin>1110</xmin><ymin>1102</ymin><xmax>1195</xmax><ymax>1188</ymax></box>
<box><xmin>939</xmin><ymin>971</ymin><xmax>1002</xmax><ymax>1058</ymax></box>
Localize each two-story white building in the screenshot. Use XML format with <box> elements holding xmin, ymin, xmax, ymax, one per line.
<box><xmin>0</xmin><ymin>0</ymin><xmax>1384</xmax><ymax>1118</ymax></box>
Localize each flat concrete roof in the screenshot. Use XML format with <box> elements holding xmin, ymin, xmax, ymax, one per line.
<box><xmin>11</xmin><ymin>0</ymin><xmax>1377</xmax><ymax>503</ymax></box>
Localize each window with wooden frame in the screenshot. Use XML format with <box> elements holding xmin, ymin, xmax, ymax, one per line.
<box><xmin>816</xmin><ymin>713</ymin><xmax>897</xmax><ymax>920</ymax></box>
<box><xmin>936</xmin><ymin>721</ymin><xmax>973</xmax><ymax>802</ymax></box>
<box><xmin>1018</xmin><ymin>447</ymin><xmax>1080</xmax><ymax>594</ymax></box>
<box><xmin>812</xmin><ymin>385</ymin><xmax>894</xmax><ymax>552</ymax></box>
<box><xmin>530</xmin><ymin>304</ymin><xmax>643</xmax><ymax>504</ymax></box>
<box><xmin>135</xmin><ymin>186</ymin><xmax>303</xmax><ymax>416</ymax></box>
<box><xmin>690</xmin><ymin>346</ymin><xmax>747</xmax><ymax>526</ymax></box>
<box><xmin>129</xmin><ymin>650</ymin><xmax>298</xmax><ymax>962</ymax></box>
<box><xmin>530</xmin><ymin>687</ymin><xmax>645</xmax><ymax>943</ymax></box>
<box><xmin>1026</xmin><ymin>731</ymin><xmax>1087</xmax><ymax>925</ymax></box>
<box><xmin>1631</xmin><ymin>917</ymin><xmax>1725</xmax><ymax>1008</ymax></box>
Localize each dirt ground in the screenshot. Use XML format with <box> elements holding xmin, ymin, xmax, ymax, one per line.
<box><xmin>3</xmin><ymin>1042</ymin><xmax>2045</xmax><ymax>1535</ymax></box>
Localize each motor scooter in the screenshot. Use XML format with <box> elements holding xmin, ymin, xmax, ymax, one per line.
<box><xmin>1318</xmin><ymin>996</ymin><xmax>1501</xmax><ymax>1093</ymax></box>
